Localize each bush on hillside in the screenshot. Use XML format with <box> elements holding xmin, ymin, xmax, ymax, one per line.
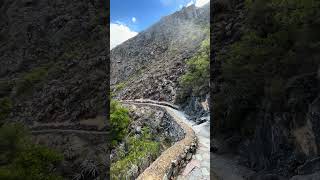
<box><xmin>110</xmin><ymin>126</ymin><xmax>160</xmax><ymax>179</ymax></box>
<box><xmin>0</xmin><ymin>123</ymin><xmax>63</xmax><ymax>180</ymax></box>
<box><xmin>214</xmin><ymin>0</ymin><xmax>320</xmax><ymax>134</ymax></box>
<box><xmin>110</xmin><ymin>100</ymin><xmax>131</xmax><ymax>147</ymax></box>
<box><xmin>179</xmin><ymin>38</ymin><xmax>210</xmax><ymax>97</ymax></box>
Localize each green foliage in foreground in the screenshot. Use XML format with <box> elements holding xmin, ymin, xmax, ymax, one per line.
<box><xmin>110</xmin><ymin>127</ymin><xmax>160</xmax><ymax>180</ymax></box>
<box><xmin>110</xmin><ymin>100</ymin><xmax>131</xmax><ymax>147</ymax></box>
<box><xmin>215</xmin><ymin>0</ymin><xmax>320</xmax><ymax>135</ymax></box>
<box><xmin>0</xmin><ymin>123</ymin><xmax>63</xmax><ymax>180</ymax></box>
<box><xmin>179</xmin><ymin>38</ymin><xmax>210</xmax><ymax>96</ymax></box>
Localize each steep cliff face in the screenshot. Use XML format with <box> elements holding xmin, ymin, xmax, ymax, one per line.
<box><xmin>212</xmin><ymin>0</ymin><xmax>320</xmax><ymax>179</ymax></box>
<box><xmin>0</xmin><ymin>0</ymin><xmax>108</xmax><ymax>124</ymax></box>
<box><xmin>0</xmin><ymin>0</ymin><xmax>108</xmax><ymax>178</ymax></box>
<box><xmin>111</xmin><ymin>4</ymin><xmax>209</xmax><ymax>105</ymax></box>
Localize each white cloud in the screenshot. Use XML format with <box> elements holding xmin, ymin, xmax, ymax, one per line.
<box><xmin>132</xmin><ymin>17</ymin><xmax>136</xmax><ymax>23</ymax></box>
<box><xmin>195</xmin><ymin>0</ymin><xmax>209</xmax><ymax>7</ymax></box>
<box><xmin>110</xmin><ymin>22</ymin><xmax>138</xmax><ymax>49</ymax></box>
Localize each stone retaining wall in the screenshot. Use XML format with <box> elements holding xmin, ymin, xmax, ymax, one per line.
<box><xmin>164</xmin><ymin>141</ymin><xmax>197</xmax><ymax>179</ymax></box>
<box><xmin>122</xmin><ymin>101</ymin><xmax>198</xmax><ymax>180</ymax></box>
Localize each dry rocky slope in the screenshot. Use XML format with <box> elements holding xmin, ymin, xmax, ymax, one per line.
<box><xmin>212</xmin><ymin>0</ymin><xmax>320</xmax><ymax>179</ymax></box>
<box><xmin>111</xmin><ymin>4</ymin><xmax>210</xmax><ymax>120</ymax></box>
<box><xmin>0</xmin><ymin>0</ymin><xmax>108</xmax><ymax>179</ymax></box>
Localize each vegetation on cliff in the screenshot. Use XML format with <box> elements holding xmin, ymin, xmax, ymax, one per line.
<box><xmin>215</xmin><ymin>0</ymin><xmax>320</xmax><ymax>134</ymax></box>
<box><xmin>0</xmin><ymin>123</ymin><xmax>63</xmax><ymax>180</ymax></box>
<box><xmin>177</xmin><ymin>37</ymin><xmax>210</xmax><ymax>103</ymax></box>
<box><xmin>110</xmin><ymin>126</ymin><xmax>160</xmax><ymax>179</ymax></box>
<box><xmin>110</xmin><ymin>100</ymin><xmax>161</xmax><ymax>179</ymax></box>
<box><xmin>110</xmin><ymin>100</ymin><xmax>131</xmax><ymax>147</ymax></box>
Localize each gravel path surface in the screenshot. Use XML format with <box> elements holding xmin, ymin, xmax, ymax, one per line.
<box><xmin>176</xmin><ymin>114</ymin><xmax>210</xmax><ymax>180</ymax></box>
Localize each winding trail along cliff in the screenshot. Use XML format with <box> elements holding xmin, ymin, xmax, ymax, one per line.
<box><xmin>122</xmin><ymin>99</ymin><xmax>256</xmax><ymax>180</ymax></box>
<box><xmin>121</xmin><ymin>99</ymin><xmax>210</xmax><ymax>179</ymax></box>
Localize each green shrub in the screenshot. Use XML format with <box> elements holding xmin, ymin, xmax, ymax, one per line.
<box><xmin>215</xmin><ymin>0</ymin><xmax>320</xmax><ymax>134</ymax></box>
<box><xmin>110</xmin><ymin>100</ymin><xmax>131</xmax><ymax>147</ymax></box>
<box><xmin>179</xmin><ymin>38</ymin><xmax>210</xmax><ymax>96</ymax></box>
<box><xmin>0</xmin><ymin>123</ymin><xmax>63</xmax><ymax>180</ymax></box>
<box><xmin>110</xmin><ymin>127</ymin><xmax>160</xmax><ymax>180</ymax></box>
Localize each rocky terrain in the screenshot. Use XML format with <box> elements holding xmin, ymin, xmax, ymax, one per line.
<box><xmin>111</xmin><ymin>4</ymin><xmax>210</xmax><ymax>121</ymax></box>
<box><xmin>110</xmin><ymin>102</ymin><xmax>186</xmax><ymax>179</ymax></box>
<box><xmin>212</xmin><ymin>0</ymin><xmax>320</xmax><ymax>179</ymax></box>
<box><xmin>0</xmin><ymin>0</ymin><xmax>108</xmax><ymax>179</ymax></box>
<box><xmin>110</xmin><ymin>4</ymin><xmax>211</xmax><ymax>179</ymax></box>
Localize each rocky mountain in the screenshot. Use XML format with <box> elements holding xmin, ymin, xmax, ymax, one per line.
<box><xmin>111</xmin><ymin>4</ymin><xmax>210</xmax><ymax>116</ymax></box>
<box><xmin>0</xmin><ymin>0</ymin><xmax>108</xmax><ymax>125</ymax></box>
<box><xmin>212</xmin><ymin>0</ymin><xmax>320</xmax><ymax>179</ymax></box>
<box><xmin>0</xmin><ymin>0</ymin><xmax>108</xmax><ymax>178</ymax></box>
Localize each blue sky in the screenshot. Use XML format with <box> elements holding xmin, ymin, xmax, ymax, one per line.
<box><xmin>110</xmin><ymin>0</ymin><xmax>210</xmax><ymax>49</ymax></box>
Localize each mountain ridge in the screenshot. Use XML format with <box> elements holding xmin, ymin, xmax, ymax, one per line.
<box><xmin>111</xmin><ymin>4</ymin><xmax>210</xmax><ymax>113</ymax></box>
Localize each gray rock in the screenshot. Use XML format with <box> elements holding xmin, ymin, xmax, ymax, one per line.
<box><xmin>135</xmin><ymin>126</ymin><xmax>142</xmax><ymax>134</ymax></box>
<box><xmin>186</xmin><ymin>152</ymin><xmax>192</xmax><ymax>160</ymax></box>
